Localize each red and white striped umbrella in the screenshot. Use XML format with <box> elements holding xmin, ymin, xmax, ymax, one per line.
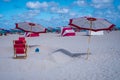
<box><xmin>69</xmin><ymin>17</ymin><xmax>115</xmax><ymax>31</ymax></box>
<box><xmin>69</xmin><ymin>17</ymin><xmax>115</xmax><ymax>59</ymax></box>
<box><xmin>16</xmin><ymin>22</ymin><xmax>46</xmax><ymax>33</ymax></box>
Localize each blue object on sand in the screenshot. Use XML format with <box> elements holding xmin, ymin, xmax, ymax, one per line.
<box><xmin>35</xmin><ymin>48</ymin><xmax>39</xmax><ymax>53</ymax></box>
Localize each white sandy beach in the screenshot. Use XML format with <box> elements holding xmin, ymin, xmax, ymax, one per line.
<box><xmin>0</xmin><ymin>31</ymin><xmax>120</xmax><ymax>80</ymax></box>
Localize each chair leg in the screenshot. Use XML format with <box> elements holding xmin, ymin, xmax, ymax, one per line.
<box><xmin>25</xmin><ymin>46</ymin><xmax>27</xmax><ymax>57</ymax></box>
<box><xmin>14</xmin><ymin>49</ymin><xmax>16</xmax><ymax>58</ymax></box>
<box><xmin>13</xmin><ymin>53</ymin><xmax>17</xmax><ymax>59</ymax></box>
<box><xmin>25</xmin><ymin>53</ymin><xmax>27</xmax><ymax>58</ymax></box>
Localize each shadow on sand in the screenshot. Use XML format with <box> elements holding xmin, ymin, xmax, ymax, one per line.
<box><xmin>53</xmin><ymin>49</ymin><xmax>89</xmax><ymax>57</ymax></box>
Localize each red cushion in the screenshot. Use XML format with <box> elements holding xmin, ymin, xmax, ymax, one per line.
<box><xmin>14</xmin><ymin>44</ymin><xmax>26</xmax><ymax>48</ymax></box>
<box><xmin>14</xmin><ymin>40</ymin><xmax>26</xmax><ymax>44</ymax></box>
<box><xmin>19</xmin><ymin>37</ymin><xmax>26</xmax><ymax>43</ymax></box>
<box><xmin>19</xmin><ymin>37</ymin><xmax>25</xmax><ymax>40</ymax></box>
<box><xmin>15</xmin><ymin>48</ymin><xmax>26</xmax><ymax>54</ymax></box>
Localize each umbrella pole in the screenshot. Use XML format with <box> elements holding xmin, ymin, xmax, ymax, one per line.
<box><xmin>86</xmin><ymin>31</ymin><xmax>91</xmax><ymax>60</ymax></box>
<box><xmin>86</xmin><ymin>21</ymin><xmax>92</xmax><ymax>60</ymax></box>
<box><xmin>30</xmin><ymin>26</ymin><xmax>32</xmax><ymax>36</ymax></box>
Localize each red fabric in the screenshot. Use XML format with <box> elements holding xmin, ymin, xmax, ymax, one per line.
<box><xmin>19</xmin><ymin>37</ymin><xmax>26</xmax><ymax>43</ymax></box>
<box><xmin>15</xmin><ymin>48</ymin><xmax>25</xmax><ymax>54</ymax></box>
<box><xmin>19</xmin><ymin>37</ymin><xmax>25</xmax><ymax>40</ymax></box>
<box><xmin>14</xmin><ymin>40</ymin><xmax>26</xmax><ymax>44</ymax></box>
<box><xmin>87</xmin><ymin>17</ymin><xmax>96</xmax><ymax>21</ymax></box>
<box><xmin>61</xmin><ymin>27</ymin><xmax>75</xmax><ymax>36</ymax></box>
<box><xmin>63</xmin><ymin>33</ymin><xmax>75</xmax><ymax>37</ymax></box>
<box><xmin>15</xmin><ymin>23</ymin><xmax>18</xmax><ymax>28</ymax></box>
<box><xmin>14</xmin><ymin>44</ymin><xmax>26</xmax><ymax>48</ymax></box>
<box><xmin>29</xmin><ymin>23</ymin><xmax>35</xmax><ymax>26</ymax></box>
<box><xmin>61</xmin><ymin>27</ymin><xmax>72</xmax><ymax>35</ymax></box>
<box><xmin>27</xmin><ymin>33</ymin><xmax>39</xmax><ymax>37</ymax></box>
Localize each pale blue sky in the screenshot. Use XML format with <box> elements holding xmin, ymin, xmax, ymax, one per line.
<box><xmin>0</xmin><ymin>0</ymin><xmax>120</xmax><ymax>29</ymax></box>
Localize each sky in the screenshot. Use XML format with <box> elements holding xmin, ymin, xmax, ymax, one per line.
<box><xmin>0</xmin><ymin>0</ymin><xmax>120</xmax><ymax>29</ymax></box>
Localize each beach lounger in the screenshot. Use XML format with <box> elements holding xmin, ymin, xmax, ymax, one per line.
<box><xmin>13</xmin><ymin>38</ymin><xmax>27</xmax><ymax>59</ymax></box>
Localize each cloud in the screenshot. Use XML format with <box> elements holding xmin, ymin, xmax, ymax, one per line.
<box><xmin>26</xmin><ymin>1</ymin><xmax>48</xmax><ymax>9</ymax></box>
<box><xmin>19</xmin><ymin>10</ymin><xmax>40</xmax><ymax>20</ymax></box>
<box><xmin>50</xmin><ymin>7</ymin><xmax>69</xmax><ymax>13</ymax></box>
<box><xmin>73</xmin><ymin>0</ymin><xmax>87</xmax><ymax>6</ymax></box>
<box><xmin>93</xmin><ymin>8</ymin><xmax>120</xmax><ymax>25</ymax></box>
<box><xmin>57</xmin><ymin>8</ymin><xmax>69</xmax><ymax>13</ymax></box>
<box><xmin>48</xmin><ymin>1</ymin><xmax>59</xmax><ymax>7</ymax></box>
<box><xmin>26</xmin><ymin>1</ymin><xmax>69</xmax><ymax>14</ymax></box>
<box><xmin>0</xmin><ymin>14</ymin><xmax>3</xmax><ymax>18</ymax></box>
<box><xmin>92</xmin><ymin>0</ymin><xmax>113</xmax><ymax>3</ymax></box>
<box><xmin>3</xmin><ymin>0</ymin><xmax>11</xmax><ymax>2</ymax></box>
<box><xmin>69</xmin><ymin>12</ymin><xmax>76</xmax><ymax>16</ymax></box>
<box><xmin>26</xmin><ymin>10</ymin><xmax>40</xmax><ymax>17</ymax></box>
<box><xmin>118</xmin><ymin>5</ymin><xmax>120</xmax><ymax>10</ymax></box>
<box><xmin>91</xmin><ymin>0</ymin><xmax>113</xmax><ymax>8</ymax></box>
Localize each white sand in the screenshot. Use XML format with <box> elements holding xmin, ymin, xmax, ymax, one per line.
<box><xmin>0</xmin><ymin>31</ymin><xmax>120</xmax><ymax>80</ymax></box>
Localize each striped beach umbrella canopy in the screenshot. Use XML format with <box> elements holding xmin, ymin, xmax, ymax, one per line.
<box><xmin>69</xmin><ymin>17</ymin><xmax>115</xmax><ymax>31</ymax></box>
<box><xmin>16</xmin><ymin>22</ymin><xmax>46</xmax><ymax>33</ymax></box>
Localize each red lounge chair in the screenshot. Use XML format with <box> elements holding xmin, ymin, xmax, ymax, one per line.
<box><xmin>13</xmin><ymin>39</ymin><xmax>27</xmax><ymax>59</ymax></box>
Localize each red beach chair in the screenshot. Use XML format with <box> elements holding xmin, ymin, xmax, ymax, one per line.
<box><xmin>13</xmin><ymin>38</ymin><xmax>27</xmax><ymax>59</ymax></box>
